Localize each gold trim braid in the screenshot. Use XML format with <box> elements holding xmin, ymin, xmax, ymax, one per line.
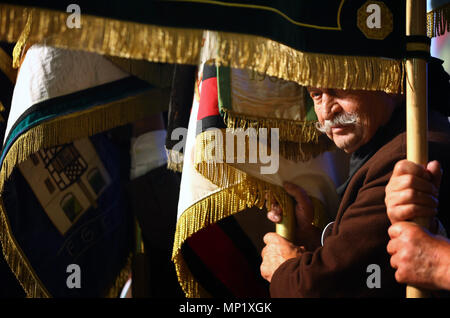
<box><xmin>0</xmin><ymin>4</ymin><xmax>404</xmax><ymax>94</ymax></box>
<box><xmin>427</xmin><ymin>3</ymin><xmax>450</xmax><ymax>37</ymax></box>
<box><xmin>0</xmin><ymin>88</ymin><xmax>169</xmax><ymax>298</ymax></box>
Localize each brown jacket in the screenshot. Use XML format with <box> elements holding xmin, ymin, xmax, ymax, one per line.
<box><xmin>270</xmin><ymin>108</ymin><xmax>450</xmax><ymax>297</ymax></box>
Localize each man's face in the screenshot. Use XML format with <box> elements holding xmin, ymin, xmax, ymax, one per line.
<box><xmin>308</xmin><ymin>88</ymin><xmax>398</xmax><ymax>153</ymax></box>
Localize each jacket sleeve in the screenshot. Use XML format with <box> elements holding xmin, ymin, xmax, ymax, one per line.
<box><xmin>270</xmin><ymin>143</ymin><xmax>406</xmax><ymax>297</ymax></box>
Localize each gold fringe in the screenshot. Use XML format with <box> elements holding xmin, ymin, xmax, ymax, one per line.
<box><xmin>427</xmin><ymin>3</ymin><xmax>450</xmax><ymax>38</ymax></box>
<box><xmin>214</xmin><ymin>31</ymin><xmax>404</xmax><ymax>94</ymax></box>
<box><xmin>165</xmin><ymin>148</ymin><xmax>184</xmax><ymax>172</ymax></box>
<box><xmin>0</xmin><ymin>87</ymin><xmax>169</xmax><ymax>298</ymax></box>
<box><xmin>222</xmin><ymin>109</ymin><xmax>335</xmax><ymax>161</ymax></box>
<box><xmin>222</xmin><ymin>109</ymin><xmax>320</xmax><ymax>144</ymax></box>
<box><xmin>0</xmin><ymin>47</ymin><xmax>16</xmax><ymax>83</ymax></box>
<box><xmin>0</xmin><ymin>4</ymin><xmax>403</xmax><ymax>94</ymax></box>
<box><xmin>105</xmin><ymin>254</ymin><xmax>132</xmax><ymax>298</ymax></box>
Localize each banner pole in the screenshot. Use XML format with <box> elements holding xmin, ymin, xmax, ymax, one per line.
<box><xmin>276</xmin><ymin>196</ymin><xmax>295</xmax><ymax>242</ymax></box>
<box><xmin>405</xmin><ymin>0</ymin><xmax>429</xmax><ymax>298</ymax></box>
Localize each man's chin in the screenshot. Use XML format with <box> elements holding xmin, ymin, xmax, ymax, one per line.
<box><xmin>332</xmin><ymin>137</ymin><xmax>360</xmax><ymax>154</ymax></box>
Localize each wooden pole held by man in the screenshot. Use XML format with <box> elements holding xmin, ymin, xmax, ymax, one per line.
<box><xmin>405</xmin><ymin>0</ymin><xmax>430</xmax><ymax>298</ymax></box>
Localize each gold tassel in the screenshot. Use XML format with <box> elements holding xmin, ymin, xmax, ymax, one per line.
<box><xmin>0</xmin><ymin>88</ymin><xmax>169</xmax><ymax>297</ymax></box>
<box><xmin>427</xmin><ymin>3</ymin><xmax>450</xmax><ymax>37</ymax></box>
<box><xmin>0</xmin><ymin>4</ymin><xmax>404</xmax><ymax>94</ymax></box>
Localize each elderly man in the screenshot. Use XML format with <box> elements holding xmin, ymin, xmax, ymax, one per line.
<box><xmin>386</xmin><ymin>159</ymin><xmax>450</xmax><ymax>291</ymax></box>
<box><xmin>260</xmin><ymin>74</ymin><xmax>450</xmax><ymax>296</ymax></box>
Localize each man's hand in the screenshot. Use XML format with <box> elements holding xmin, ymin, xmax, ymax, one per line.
<box><xmin>266</xmin><ymin>182</ymin><xmax>322</xmax><ymax>250</ymax></box>
<box><xmin>385</xmin><ymin>160</ymin><xmax>442</xmax><ymax>229</ymax></box>
<box><xmin>387</xmin><ymin>222</ymin><xmax>450</xmax><ymax>290</ymax></box>
<box><xmin>260</xmin><ymin>232</ymin><xmax>304</xmax><ymax>282</ymax></box>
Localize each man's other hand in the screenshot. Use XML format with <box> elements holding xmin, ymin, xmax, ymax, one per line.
<box><xmin>260</xmin><ymin>232</ymin><xmax>304</xmax><ymax>283</ymax></box>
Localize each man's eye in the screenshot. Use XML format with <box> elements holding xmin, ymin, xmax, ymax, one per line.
<box><xmin>309</xmin><ymin>92</ymin><xmax>321</xmax><ymax>99</ymax></box>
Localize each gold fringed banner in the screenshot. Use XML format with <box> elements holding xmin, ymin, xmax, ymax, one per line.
<box><xmin>0</xmin><ymin>4</ymin><xmax>404</xmax><ymax>94</ymax></box>
<box><xmin>427</xmin><ymin>3</ymin><xmax>450</xmax><ymax>37</ymax></box>
<box><xmin>172</xmin><ymin>178</ymin><xmax>294</xmax><ymax>298</ymax></box>
<box><xmin>0</xmin><ymin>88</ymin><xmax>169</xmax><ymax>298</ymax></box>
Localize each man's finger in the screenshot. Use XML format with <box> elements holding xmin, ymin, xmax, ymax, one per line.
<box><xmin>388</xmin><ymin>223</ymin><xmax>404</xmax><ymax>238</ymax></box>
<box><xmin>387</xmin><ymin>204</ymin><xmax>437</xmax><ymax>224</ymax></box>
<box><xmin>392</xmin><ymin>160</ymin><xmax>431</xmax><ymax>181</ymax></box>
<box><xmin>388</xmin><ymin>221</ymin><xmax>420</xmax><ymax>240</ymax></box>
<box><xmin>263</xmin><ymin>232</ymin><xmax>287</xmax><ymax>245</ymax></box>
<box><xmin>267</xmin><ymin>210</ymin><xmax>281</xmax><ymax>223</ymax></box>
<box><xmin>389</xmin><ymin>189</ymin><xmax>439</xmax><ymax>209</ymax></box>
<box><xmin>386</xmin><ymin>237</ymin><xmax>399</xmax><ymax>255</ymax></box>
<box><xmin>387</xmin><ymin>174</ymin><xmax>439</xmax><ymax>196</ymax></box>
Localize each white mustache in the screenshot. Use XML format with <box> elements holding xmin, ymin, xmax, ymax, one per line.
<box><xmin>315</xmin><ymin>113</ymin><xmax>359</xmax><ymax>134</ymax></box>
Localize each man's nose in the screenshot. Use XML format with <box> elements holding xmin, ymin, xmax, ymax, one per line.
<box><xmin>321</xmin><ymin>93</ymin><xmax>340</xmax><ymax>120</ymax></box>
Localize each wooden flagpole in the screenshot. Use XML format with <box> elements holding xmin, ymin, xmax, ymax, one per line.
<box><xmin>405</xmin><ymin>0</ymin><xmax>429</xmax><ymax>298</ymax></box>
<box><xmin>276</xmin><ymin>197</ymin><xmax>295</xmax><ymax>242</ymax></box>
